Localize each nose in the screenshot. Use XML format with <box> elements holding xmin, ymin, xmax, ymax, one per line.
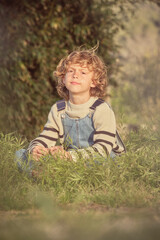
<box><xmin>73</xmin><ymin>70</ymin><xmax>78</xmax><ymax>78</ymax></box>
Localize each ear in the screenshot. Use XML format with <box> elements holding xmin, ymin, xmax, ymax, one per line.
<box><xmin>90</xmin><ymin>80</ymin><xmax>96</xmax><ymax>88</ymax></box>
<box><xmin>62</xmin><ymin>76</ymin><xmax>66</xmax><ymax>85</ymax></box>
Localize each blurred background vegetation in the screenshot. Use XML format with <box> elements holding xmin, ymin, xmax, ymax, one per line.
<box><xmin>0</xmin><ymin>0</ymin><xmax>160</xmax><ymax>140</ymax></box>
<box><xmin>112</xmin><ymin>1</ymin><xmax>160</xmax><ymax>129</ymax></box>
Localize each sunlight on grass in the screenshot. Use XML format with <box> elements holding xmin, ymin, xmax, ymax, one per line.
<box><xmin>0</xmin><ymin>122</ymin><xmax>159</xmax><ymax>211</ymax></box>
<box><xmin>0</xmin><ymin>114</ymin><xmax>160</xmax><ymax>240</ymax></box>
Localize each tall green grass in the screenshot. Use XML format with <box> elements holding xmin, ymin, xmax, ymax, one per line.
<box><xmin>0</xmin><ymin>133</ymin><xmax>33</xmax><ymax>210</ymax></box>
<box><xmin>0</xmin><ymin>123</ymin><xmax>159</xmax><ymax>211</ymax></box>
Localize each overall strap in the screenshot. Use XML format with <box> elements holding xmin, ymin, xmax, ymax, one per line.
<box><xmin>90</xmin><ymin>98</ymin><xmax>112</xmax><ymax>110</ymax></box>
<box><xmin>56</xmin><ymin>99</ymin><xmax>66</xmax><ymax>111</ymax></box>
<box><xmin>90</xmin><ymin>98</ymin><xmax>104</xmax><ymax>110</ymax></box>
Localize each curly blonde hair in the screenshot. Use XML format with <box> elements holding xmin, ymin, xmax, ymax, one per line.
<box><xmin>54</xmin><ymin>47</ymin><xmax>108</xmax><ymax>100</ymax></box>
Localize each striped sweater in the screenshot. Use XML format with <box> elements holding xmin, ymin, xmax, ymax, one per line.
<box><xmin>27</xmin><ymin>97</ymin><xmax>125</xmax><ymax>161</ymax></box>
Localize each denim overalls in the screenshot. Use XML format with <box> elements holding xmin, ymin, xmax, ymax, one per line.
<box><xmin>56</xmin><ymin>98</ymin><xmax>122</xmax><ymax>158</ymax></box>
<box><xmin>61</xmin><ymin>112</ymin><xmax>94</xmax><ymax>150</ymax></box>
<box><xmin>57</xmin><ymin>98</ymin><xmax>100</xmax><ymax>150</ymax></box>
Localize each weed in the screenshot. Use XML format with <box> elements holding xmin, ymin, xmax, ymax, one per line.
<box><xmin>0</xmin><ymin>124</ymin><xmax>159</xmax><ymax>210</ymax></box>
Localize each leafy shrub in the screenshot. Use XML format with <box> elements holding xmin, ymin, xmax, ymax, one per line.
<box><xmin>0</xmin><ymin>0</ymin><xmax>128</xmax><ymax>138</ymax></box>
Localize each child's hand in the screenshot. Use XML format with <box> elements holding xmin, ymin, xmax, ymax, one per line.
<box><xmin>32</xmin><ymin>146</ymin><xmax>49</xmax><ymax>161</ymax></box>
<box><xmin>49</xmin><ymin>146</ymin><xmax>72</xmax><ymax>160</ymax></box>
<box><xmin>49</xmin><ymin>146</ymin><xmax>63</xmax><ymax>155</ymax></box>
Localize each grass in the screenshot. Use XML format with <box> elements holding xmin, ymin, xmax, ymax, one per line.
<box><xmin>0</xmin><ymin>122</ymin><xmax>159</xmax><ymax>210</ymax></box>
<box><xmin>0</xmin><ymin>122</ymin><xmax>160</xmax><ymax>240</ymax></box>
<box><xmin>0</xmin><ymin>202</ymin><xmax>159</xmax><ymax>240</ymax></box>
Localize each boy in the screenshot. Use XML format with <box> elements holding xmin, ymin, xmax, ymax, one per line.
<box><xmin>27</xmin><ymin>47</ymin><xmax>125</xmax><ymax>162</ymax></box>
<box><xmin>15</xmin><ymin>47</ymin><xmax>125</xmax><ymax>169</ymax></box>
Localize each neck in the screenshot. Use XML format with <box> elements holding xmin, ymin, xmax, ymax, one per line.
<box><xmin>69</xmin><ymin>94</ymin><xmax>91</xmax><ymax>105</ymax></box>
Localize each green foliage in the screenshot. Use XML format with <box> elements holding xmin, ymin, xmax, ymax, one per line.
<box><xmin>0</xmin><ymin>0</ymin><xmax>114</xmax><ymax>138</ymax></box>
<box><xmin>0</xmin><ymin>133</ymin><xmax>32</xmax><ymax>210</ymax></box>
<box><xmin>0</xmin><ymin>123</ymin><xmax>159</xmax><ymax>210</ymax></box>
<box><xmin>0</xmin><ymin>0</ymin><xmax>149</xmax><ymax>138</ymax></box>
<box><xmin>112</xmin><ymin>1</ymin><xmax>160</xmax><ymax>126</ymax></box>
<box><xmin>117</xmin><ymin>54</ymin><xmax>160</xmax><ymax>111</ymax></box>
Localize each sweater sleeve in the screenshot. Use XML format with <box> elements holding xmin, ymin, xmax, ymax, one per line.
<box><xmin>27</xmin><ymin>104</ymin><xmax>60</xmax><ymax>153</ymax></box>
<box><xmin>92</xmin><ymin>102</ymin><xmax>116</xmax><ymax>155</ymax></box>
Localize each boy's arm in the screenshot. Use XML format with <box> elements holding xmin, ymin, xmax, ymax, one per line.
<box><xmin>27</xmin><ymin>104</ymin><xmax>60</xmax><ymax>154</ymax></box>
<box><xmin>92</xmin><ymin>103</ymin><xmax>116</xmax><ymax>156</ymax></box>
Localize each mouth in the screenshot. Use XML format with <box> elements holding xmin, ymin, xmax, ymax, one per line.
<box><xmin>70</xmin><ymin>81</ymin><xmax>80</xmax><ymax>85</ymax></box>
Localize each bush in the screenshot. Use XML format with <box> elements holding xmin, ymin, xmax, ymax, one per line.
<box><xmin>0</xmin><ymin>0</ymin><xmax>127</xmax><ymax>138</ymax></box>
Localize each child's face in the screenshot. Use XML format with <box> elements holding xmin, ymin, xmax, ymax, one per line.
<box><xmin>63</xmin><ymin>64</ymin><xmax>95</xmax><ymax>100</ymax></box>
